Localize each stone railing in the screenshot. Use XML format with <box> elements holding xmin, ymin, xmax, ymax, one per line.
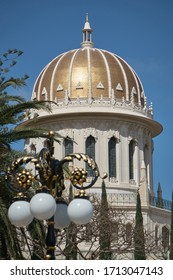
<box><xmin>149</xmin><ymin>195</ymin><xmax>172</xmax><ymax>211</ymax></box>
<box><xmin>91</xmin><ymin>192</ymin><xmax>172</xmax><ymax>211</ymax></box>
<box><xmin>52</xmin><ymin>97</ymin><xmax>153</xmax><ymax>119</ymax></box>
<box><xmin>91</xmin><ymin>192</ymin><xmax>137</xmax><ymax>206</ymax></box>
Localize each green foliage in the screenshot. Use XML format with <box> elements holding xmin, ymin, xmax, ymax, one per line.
<box><xmin>0</xmin><ymin>49</ymin><xmax>61</xmax><ymax>154</ymax></box>
<box><xmin>134</xmin><ymin>192</ymin><xmax>146</xmax><ymax>260</ymax></box>
<box><xmin>0</xmin><ymin>184</ymin><xmax>24</xmax><ymax>259</ymax></box>
<box><xmin>64</xmin><ymin>184</ymin><xmax>77</xmax><ymax>260</ymax></box>
<box><xmin>99</xmin><ymin>180</ymin><xmax>112</xmax><ymax>259</ymax></box>
<box><xmin>27</xmin><ymin>220</ymin><xmax>46</xmax><ymax>259</ymax></box>
<box><xmin>0</xmin><ymin>49</ymin><xmax>27</xmax><ymax>91</ymax></box>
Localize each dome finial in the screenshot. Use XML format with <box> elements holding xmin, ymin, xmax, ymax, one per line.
<box><xmin>81</xmin><ymin>14</ymin><xmax>94</xmax><ymax>48</ymax></box>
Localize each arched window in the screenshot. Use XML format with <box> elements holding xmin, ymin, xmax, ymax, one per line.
<box><xmin>111</xmin><ymin>221</ymin><xmax>118</xmax><ymax>241</ymax></box>
<box><xmin>30</xmin><ymin>143</ymin><xmax>36</xmax><ymax>154</ymax></box>
<box><xmin>125</xmin><ymin>223</ymin><xmax>132</xmax><ymax>244</ymax></box>
<box><xmin>108</xmin><ymin>137</ymin><xmax>117</xmax><ymax>178</ymax></box>
<box><xmin>155</xmin><ymin>225</ymin><xmax>159</xmax><ymax>246</ymax></box>
<box><xmin>162</xmin><ymin>226</ymin><xmax>169</xmax><ymax>249</ymax></box>
<box><xmin>43</xmin><ymin>139</ymin><xmax>50</xmax><ymax>149</ymax></box>
<box><xmin>129</xmin><ymin>140</ymin><xmax>135</xmax><ymax>180</ymax></box>
<box><xmin>86</xmin><ymin>136</ymin><xmax>95</xmax><ymax>176</ymax></box>
<box><xmin>64</xmin><ymin>138</ymin><xmax>73</xmax><ymax>156</ymax></box>
<box><xmin>144</xmin><ymin>144</ymin><xmax>149</xmax><ymax>186</ymax></box>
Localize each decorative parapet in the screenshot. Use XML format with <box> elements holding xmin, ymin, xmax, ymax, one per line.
<box><xmin>149</xmin><ymin>195</ymin><xmax>172</xmax><ymax>211</ymax></box>
<box><xmin>90</xmin><ymin>192</ymin><xmax>172</xmax><ymax>211</ymax></box>
<box><xmin>91</xmin><ymin>192</ymin><xmax>137</xmax><ymax>206</ymax></box>
<box><xmin>51</xmin><ymin>97</ymin><xmax>153</xmax><ymax>119</ymax></box>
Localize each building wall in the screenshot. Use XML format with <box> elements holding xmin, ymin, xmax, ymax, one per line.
<box><xmin>26</xmin><ymin>113</ymin><xmax>153</xmax><ymax>199</ymax></box>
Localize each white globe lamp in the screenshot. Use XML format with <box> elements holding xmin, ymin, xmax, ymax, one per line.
<box><xmin>54</xmin><ymin>201</ymin><xmax>71</xmax><ymax>229</ymax></box>
<box><xmin>8</xmin><ymin>200</ymin><xmax>33</xmax><ymax>227</ymax></box>
<box><xmin>30</xmin><ymin>192</ymin><xmax>56</xmax><ymax>220</ymax></box>
<box><xmin>67</xmin><ymin>198</ymin><xmax>93</xmax><ymax>225</ymax></box>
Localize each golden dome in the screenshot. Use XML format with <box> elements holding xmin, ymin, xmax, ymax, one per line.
<box><xmin>32</xmin><ymin>17</ymin><xmax>145</xmax><ymax>107</ymax></box>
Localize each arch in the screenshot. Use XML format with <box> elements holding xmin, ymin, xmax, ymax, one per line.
<box><xmin>125</xmin><ymin>222</ymin><xmax>132</xmax><ymax>244</ymax></box>
<box><xmin>144</xmin><ymin>143</ymin><xmax>149</xmax><ymax>187</ymax></box>
<box><xmin>30</xmin><ymin>143</ymin><xmax>36</xmax><ymax>154</ymax></box>
<box><xmin>129</xmin><ymin>140</ymin><xmax>135</xmax><ymax>180</ymax></box>
<box><xmin>64</xmin><ymin>138</ymin><xmax>73</xmax><ymax>156</ymax></box>
<box><xmin>111</xmin><ymin>221</ymin><xmax>118</xmax><ymax>241</ymax></box>
<box><xmin>155</xmin><ymin>224</ymin><xmax>159</xmax><ymax>246</ymax></box>
<box><xmin>85</xmin><ymin>135</ymin><xmax>95</xmax><ymax>176</ymax></box>
<box><xmin>43</xmin><ymin>139</ymin><xmax>50</xmax><ymax>149</ymax></box>
<box><xmin>162</xmin><ymin>226</ymin><xmax>169</xmax><ymax>249</ymax></box>
<box><xmin>108</xmin><ymin>137</ymin><xmax>117</xmax><ymax>179</ymax></box>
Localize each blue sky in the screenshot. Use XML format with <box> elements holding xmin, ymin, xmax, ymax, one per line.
<box><xmin>1</xmin><ymin>0</ymin><xmax>173</xmax><ymax>200</ymax></box>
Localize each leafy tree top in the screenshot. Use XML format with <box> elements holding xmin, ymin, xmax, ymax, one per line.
<box><xmin>0</xmin><ymin>49</ymin><xmax>29</xmax><ymax>93</ymax></box>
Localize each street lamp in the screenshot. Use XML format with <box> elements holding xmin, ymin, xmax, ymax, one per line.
<box><xmin>5</xmin><ymin>131</ymin><xmax>104</xmax><ymax>259</ymax></box>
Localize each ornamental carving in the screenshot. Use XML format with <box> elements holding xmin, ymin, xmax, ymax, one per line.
<box><xmin>84</xmin><ymin>128</ymin><xmax>98</xmax><ymax>140</ymax></box>
<box><xmin>107</xmin><ymin>130</ymin><xmax>120</xmax><ymax>142</ymax></box>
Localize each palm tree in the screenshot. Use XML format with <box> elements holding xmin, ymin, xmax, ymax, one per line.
<box><xmin>0</xmin><ymin>49</ymin><xmax>60</xmax><ymax>151</ymax></box>
<box><xmin>0</xmin><ymin>49</ymin><xmax>61</xmax><ymax>259</ymax></box>
<box><xmin>0</xmin><ymin>94</ymin><xmax>57</xmax><ymax>148</ymax></box>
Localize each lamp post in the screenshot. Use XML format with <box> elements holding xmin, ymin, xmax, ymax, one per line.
<box><xmin>5</xmin><ymin>131</ymin><xmax>104</xmax><ymax>260</ymax></box>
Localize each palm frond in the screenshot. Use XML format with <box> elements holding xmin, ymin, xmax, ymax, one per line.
<box><xmin>0</xmin><ymin>100</ymin><xmax>56</xmax><ymax>125</ymax></box>
<box><xmin>0</xmin><ymin>93</ymin><xmax>25</xmax><ymax>104</ymax></box>
<box><xmin>0</xmin><ymin>138</ymin><xmax>10</xmax><ymax>152</ymax></box>
<box><xmin>0</xmin><ymin>77</ymin><xmax>27</xmax><ymax>92</ymax></box>
<box><xmin>0</xmin><ymin>128</ymin><xmax>62</xmax><ymax>146</ymax></box>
